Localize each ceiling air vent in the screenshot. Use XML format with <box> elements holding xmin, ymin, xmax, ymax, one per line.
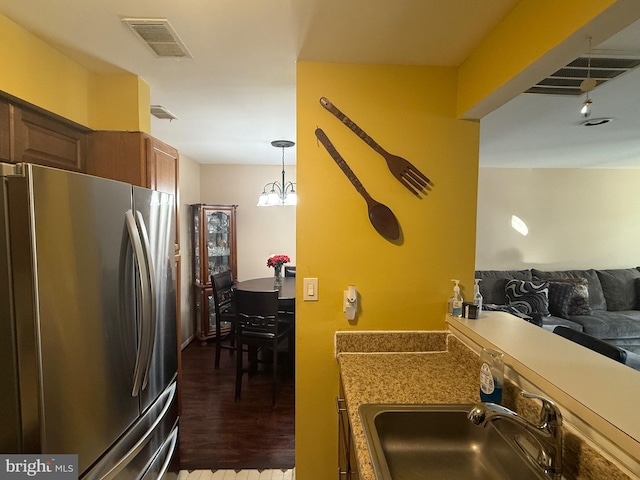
<box><xmin>150</xmin><ymin>105</ymin><xmax>179</xmax><ymax>121</ymax></box>
<box><xmin>581</xmin><ymin>117</ymin><xmax>613</xmax><ymax>127</ymax></box>
<box><xmin>526</xmin><ymin>56</ymin><xmax>640</xmax><ymax>96</ymax></box>
<box><xmin>122</xmin><ymin>18</ymin><xmax>192</xmax><ymax>58</ymax></box>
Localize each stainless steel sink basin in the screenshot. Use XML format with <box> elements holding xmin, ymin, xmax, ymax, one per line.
<box><xmin>359</xmin><ymin>404</ymin><xmax>549</xmax><ymax>480</ymax></box>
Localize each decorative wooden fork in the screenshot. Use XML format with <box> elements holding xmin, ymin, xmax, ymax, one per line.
<box><xmin>320</xmin><ymin>96</ymin><xmax>431</xmax><ymax>198</ymax></box>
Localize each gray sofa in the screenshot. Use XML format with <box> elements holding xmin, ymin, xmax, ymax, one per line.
<box><xmin>475</xmin><ymin>267</ymin><xmax>640</xmax><ymax>355</ymax></box>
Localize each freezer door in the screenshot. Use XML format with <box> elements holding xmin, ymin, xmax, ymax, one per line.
<box><xmin>132</xmin><ymin>187</ymin><xmax>177</xmax><ymax>412</ymax></box>
<box><xmin>6</xmin><ymin>165</ymin><xmax>141</xmax><ymax>472</ymax></box>
<box><xmin>81</xmin><ymin>381</ymin><xmax>178</xmax><ymax>480</ymax></box>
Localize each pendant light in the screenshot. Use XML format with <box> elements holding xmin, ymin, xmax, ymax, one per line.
<box><xmin>257</xmin><ymin>140</ymin><xmax>297</xmax><ymax>207</ymax></box>
<box><xmin>580</xmin><ymin>37</ymin><xmax>597</xmax><ymax>118</ymax></box>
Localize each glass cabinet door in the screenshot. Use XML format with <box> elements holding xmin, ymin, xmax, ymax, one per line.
<box><xmin>205</xmin><ymin>209</ymin><xmax>232</xmax><ymax>279</ymax></box>
<box><xmin>193</xmin><ymin>210</ymin><xmax>201</xmax><ymax>283</ymax></box>
<box><xmin>191</xmin><ymin>204</ymin><xmax>237</xmax><ymax>342</ymax></box>
<box><xmin>191</xmin><ymin>204</ymin><xmax>237</xmax><ymax>287</ymax></box>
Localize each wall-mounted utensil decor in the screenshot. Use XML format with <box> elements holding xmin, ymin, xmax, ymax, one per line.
<box><xmin>320</xmin><ymin>97</ymin><xmax>431</xmax><ymax>198</ymax></box>
<box><xmin>315</xmin><ymin>128</ymin><xmax>400</xmax><ymax>241</ymax></box>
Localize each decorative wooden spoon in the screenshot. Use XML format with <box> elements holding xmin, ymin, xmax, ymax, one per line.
<box><xmin>315</xmin><ymin>128</ymin><xmax>400</xmax><ymax>241</ymax></box>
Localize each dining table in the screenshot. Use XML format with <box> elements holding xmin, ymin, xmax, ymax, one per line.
<box><xmin>233</xmin><ymin>276</ymin><xmax>296</xmax><ymax>312</ymax></box>
<box><xmin>234</xmin><ymin>276</ymin><xmax>295</xmax><ymax>297</ymax></box>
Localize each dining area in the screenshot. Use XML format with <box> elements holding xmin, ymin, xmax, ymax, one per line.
<box><xmin>181</xmin><ymin>203</ymin><xmax>297</xmax><ymax>470</ymax></box>
<box><xmin>177</xmin><ymin>311</ymin><xmax>295</xmax><ymax>471</ymax></box>
<box><xmin>178</xmin><ymin>268</ymin><xmax>297</xmax><ymax>470</ymax></box>
<box><xmin>212</xmin><ymin>267</ymin><xmax>297</xmax><ymax>408</ymax></box>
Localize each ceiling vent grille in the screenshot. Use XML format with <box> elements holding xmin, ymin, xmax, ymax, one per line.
<box><xmin>150</xmin><ymin>105</ymin><xmax>179</xmax><ymax>121</ymax></box>
<box><xmin>122</xmin><ymin>18</ymin><xmax>192</xmax><ymax>58</ymax></box>
<box><xmin>526</xmin><ymin>56</ymin><xmax>640</xmax><ymax>96</ymax></box>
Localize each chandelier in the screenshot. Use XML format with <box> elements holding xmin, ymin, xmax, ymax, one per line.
<box><xmin>257</xmin><ymin>140</ymin><xmax>297</xmax><ymax>207</ymax></box>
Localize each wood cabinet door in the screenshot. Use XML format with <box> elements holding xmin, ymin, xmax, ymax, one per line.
<box><xmin>0</xmin><ymin>96</ymin><xmax>88</xmax><ymax>171</ymax></box>
<box><xmin>12</xmin><ymin>104</ymin><xmax>87</xmax><ymax>171</ymax></box>
<box><xmin>146</xmin><ymin>136</ymin><xmax>180</xmax><ymax>250</ymax></box>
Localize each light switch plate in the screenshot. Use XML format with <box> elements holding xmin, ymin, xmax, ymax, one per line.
<box><xmin>303</xmin><ymin>277</ymin><xmax>318</xmax><ymax>301</ymax></box>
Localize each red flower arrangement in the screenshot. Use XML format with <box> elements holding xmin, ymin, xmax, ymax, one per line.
<box><xmin>267</xmin><ymin>254</ymin><xmax>290</xmax><ymax>268</ymax></box>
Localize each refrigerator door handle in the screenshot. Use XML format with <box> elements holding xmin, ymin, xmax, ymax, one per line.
<box><xmin>153</xmin><ymin>425</ymin><xmax>178</xmax><ymax>480</ymax></box>
<box><xmin>124</xmin><ymin>210</ymin><xmax>153</xmax><ymax>397</ymax></box>
<box><xmin>89</xmin><ymin>382</ymin><xmax>177</xmax><ymax>480</ymax></box>
<box><xmin>134</xmin><ymin>210</ymin><xmax>157</xmax><ymax>391</ymax></box>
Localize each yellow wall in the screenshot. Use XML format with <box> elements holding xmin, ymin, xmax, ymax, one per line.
<box><xmin>295</xmin><ymin>62</ymin><xmax>479</xmax><ymax>478</ymax></box>
<box><xmin>90</xmin><ymin>74</ymin><xmax>151</xmax><ymax>132</ymax></box>
<box><xmin>0</xmin><ymin>14</ymin><xmax>149</xmax><ymax>131</ymax></box>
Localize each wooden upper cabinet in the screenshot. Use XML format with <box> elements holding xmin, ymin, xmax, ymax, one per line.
<box><xmin>0</xmin><ymin>95</ymin><xmax>89</xmax><ymax>171</ymax></box>
<box><xmin>87</xmin><ymin>131</ymin><xmax>181</xmax><ymax>250</ymax></box>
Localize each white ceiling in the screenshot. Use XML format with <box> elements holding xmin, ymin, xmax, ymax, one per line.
<box><xmin>0</xmin><ymin>1</ymin><xmax>638</xmax><ymax>167</ymax></box>
<box><xmin>481</xmin><ymin>19</ymin><xmax>640</xmax><ymax>168</ymax></box>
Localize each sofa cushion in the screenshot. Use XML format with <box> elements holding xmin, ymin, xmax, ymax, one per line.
<box><xmin>596</xmin><ymin>268</ymin><xmax>640</xmax><ymax>311</ymax></box>
<box><xmin>547</xmin><ymin>281</ymin><xmax>574</xmax><ymax>319</ymax></box>
<box><xmin>505</xmin><ymin>279</ymin><xmax>550</xmax><ymax>316</ymax></box>
<box><xmin>568</xmin><ymin>310</ymin><xmax>640</xmax><ymax>340</ymax></box>
<box><xmin>532</xmin><ymin>269</ymin><xmax>606</xmax><ymax>311</ymax></box>
<box><xmin>606</xmin><ymin>336</ymin><xmax>640</xmax><ymax>356</ymax></box>
<box><xmin>475</xmin><ymin>270</ymin><xmax>532</xmax><ymax>305</ymax></box>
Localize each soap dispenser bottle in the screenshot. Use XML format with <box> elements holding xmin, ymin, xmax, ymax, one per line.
<box><xmin>448</xmin><ymin>279</ymin><xmax>463</xmax><ymax>317</ymax></box>
<box><xmin>473</xmin><ymin>279</ymin><xmax>483</xmax><ymax>316</ymax></box>
<box><xmin>480</xmin><ymin>348</ymin><xmax>504</xmax><ymax>403</ymax></box>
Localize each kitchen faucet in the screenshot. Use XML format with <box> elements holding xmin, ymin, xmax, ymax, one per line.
<box><xmin>468</xmin><ymin>392</ymin><xmax>563</xmax><ymax>480</ymax></box>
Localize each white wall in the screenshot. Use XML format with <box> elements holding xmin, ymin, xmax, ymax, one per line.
<box><xmin>199</xmin><ymin>164</ymin><xmax>296</xmax><ymax>281</ymax></box>
<box><xmin>476</xmin><ymin>168</ymin><xmax>640</xmax><ymax>271</ymax></box>
<box><xmin>178</xmin><ymin>154</ymin><xmax>201</xmax><ymax>346</ymax></box>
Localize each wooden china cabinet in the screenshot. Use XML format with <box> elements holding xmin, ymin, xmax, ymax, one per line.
<box><xmin>191</xmin><ymin>204</ymin><xmax>238</xmax><ymax>343</ymax></box>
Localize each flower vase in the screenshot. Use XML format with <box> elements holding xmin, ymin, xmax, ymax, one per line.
<box><xmin>274</xmin><ymin>264</ymin><xmax>283</xmax><ymax>289</ymax></box>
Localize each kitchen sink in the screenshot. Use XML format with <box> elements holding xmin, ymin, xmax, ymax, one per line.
<box><xmin>359</xmin><ymin>404</ymin><xmax>549</xmax><ymax>480</ymax></box>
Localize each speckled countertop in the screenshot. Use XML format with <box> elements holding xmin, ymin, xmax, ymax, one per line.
<box><xmin>336</xmin><ymin>330</ymin><xmax>634</xmax><ymax>480</ymax></box>
<box><xmin>336</xmin><ymin>332</ymin><xmax>482</xmax><ymax>480</ymax></box>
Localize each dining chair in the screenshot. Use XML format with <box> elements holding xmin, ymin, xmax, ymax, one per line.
<box><xmin>553</xmin><ymin>326</ymin><xmax>628</xmax><ymax>363</ymax></box>
<box><xmin>284</xmin><ymin>265</ymin><xmax>296</xmax><ymax>277</ymax></box>
<box><xmin>211</xmin><ymin>270</ymin><xmax>236</xmax><ymax>369</ymax></box>
<box><xmin>234</xmin><ymin>289</ymin><xmax>294</xmax><ymax>407</ymax></box>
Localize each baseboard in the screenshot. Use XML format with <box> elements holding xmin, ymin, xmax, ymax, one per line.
<box><xmin>181</xmin><ymin>334</ymin><xmax>195</xmax><ymax>351</ymax></box>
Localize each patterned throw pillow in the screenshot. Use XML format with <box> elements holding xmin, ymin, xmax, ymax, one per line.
<box><xmin>566</xmin><ymin>278</ymin><xmax>592</xmax><ymax>315</ymax></box>
<box><xmin>505</xmin><ymin>280</ymin><xmax>550</xmax><ymax>316</ymax></box>
<box><xmin>540</xmin><ymin>277</ymin><xmax>592</xmax><ymax>316</ymax></box>
<box><xmin>547</xmin><ymin>281</ymin><xmax>574</xmax><ymax>319</ymax></box>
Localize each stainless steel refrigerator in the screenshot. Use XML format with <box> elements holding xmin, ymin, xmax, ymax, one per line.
<box><xmin>0</xmin><ymin>163</ymin><xmax>178</xmax><ymax>479</ymax></box>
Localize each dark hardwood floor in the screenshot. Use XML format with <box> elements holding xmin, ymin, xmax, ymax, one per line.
<box><xmin>177</xmin><ymin>339</ymin><xmax>295</xmax><ymax>470</ymax></box>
